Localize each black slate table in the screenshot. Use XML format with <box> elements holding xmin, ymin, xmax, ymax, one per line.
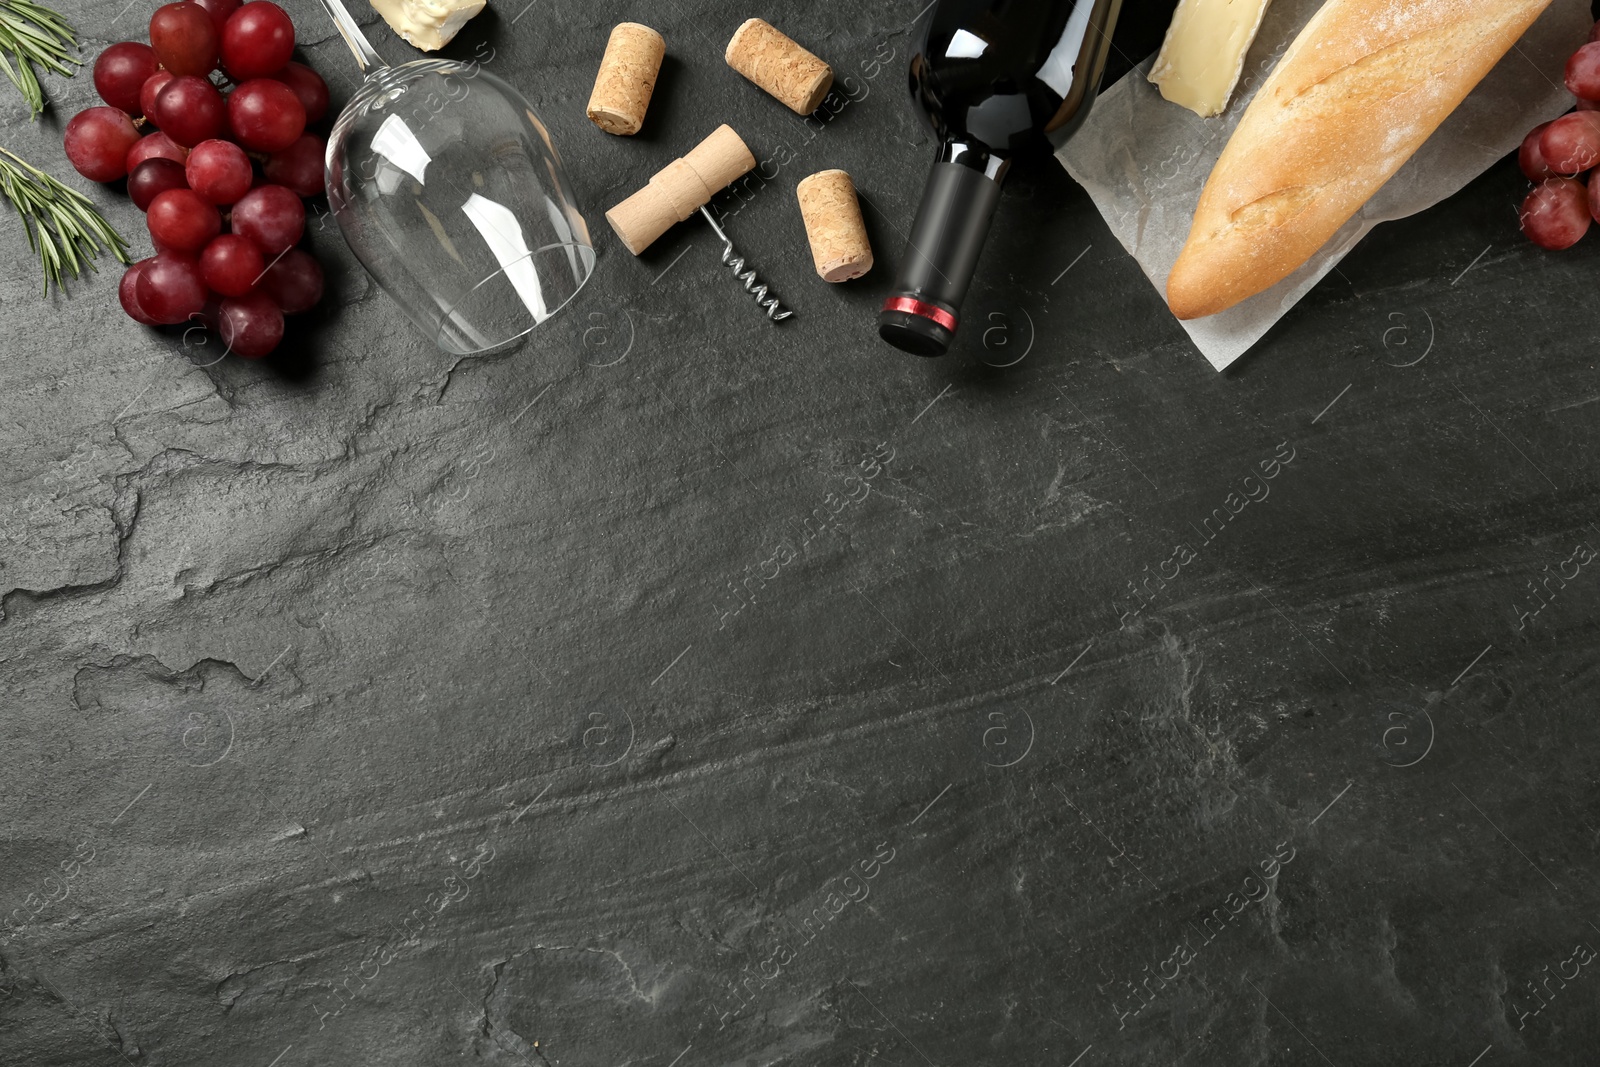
<box><xmin>6</xmin><ymin>1</ymin><xmax>1600</xmax><ymax>1064</ymax></box>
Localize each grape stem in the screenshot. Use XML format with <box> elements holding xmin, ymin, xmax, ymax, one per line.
<box><xmin>0</xmin><ymin>0</ymin><xmax>80</xmax><ymax>121</ymax></box>
<box><xmin>0</xmin><ymin>145</ymin><xmax>130</xmax><ymax>295</ymax></box>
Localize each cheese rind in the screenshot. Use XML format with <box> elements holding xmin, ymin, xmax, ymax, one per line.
<box><xmin>370</xmin><ymin>0</ymin><xmax>486</xmax><ymax>52</ymax></box>
<box><xmin>1148</xmin><ymin>0</ymin><xmax>1273</xmax><ymax>118</ymax></box>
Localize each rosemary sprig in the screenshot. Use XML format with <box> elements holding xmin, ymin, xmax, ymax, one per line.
<box><xmin>0</xmin><ymin>2</ymin><xmax>125</xmax><ymax>294</ymax></box>
<box><xmin>0</xmin><ymin>0</ymin><xmax>80</xmax><ymax>120</ymax></box>
<box><xmin>0</xmin><ymin>146</ymin><xmax>129</xmax><ymax>294</ymax></box>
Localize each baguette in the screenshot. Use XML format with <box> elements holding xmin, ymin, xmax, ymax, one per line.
<box><xmin>1166</xmin><ymin>0</ymin><xmax>1553</xmax><ymax>320</ymax></box>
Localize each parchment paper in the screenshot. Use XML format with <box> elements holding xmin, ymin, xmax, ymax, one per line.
<box><xmin>1057</xmin><ymin>0</ymin><xmax>1591</xmax><ymax>370</ymax></box>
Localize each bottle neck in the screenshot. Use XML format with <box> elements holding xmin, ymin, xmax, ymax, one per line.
<box><xmin>939</xmin><ymin>139</ymin><xmax>1012</xmax><ymax>184</ymax></box>
<box><xmin>877</xmin><ymin>141</ymin><xmax>1009</xmax><ymax>357</ymax></box>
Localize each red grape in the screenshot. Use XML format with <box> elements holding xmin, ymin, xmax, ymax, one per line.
<box><xmin>221</xmin><ymin>2</ymin><xmax>295</xmax><ymax>80</ymax></box>
<box><xmin>271</xmin><ymin>62</ymin><xmax>329</xmax><ymax>124</ymax></box>
<box><xmin>139</xmin><ymin>70</ymin><xmax>174</xmax><ymax>120</ymax></box>
<box><xmin>127</xmin><ymin>131</ymin><xmax>189</xmax><ymax>171</ymax></box>
<box><xmin>148</xmin><ymin>188</ymin><xmax>222</xmax><ymax>253</ymax></box>
<box><xmin>200</xmin><ymin>233</ymin><xmax>266</xmax><ymax>295</ymax></box>
<box><xmin>232</xmin><ymin>183</ymin><xmax>304</xmax><ymax>252</ymax></box>
<box><xmin>217</xmin><ymin>292</ymin><xmax>284</xmax><ymax>357</ymax></box>
<box><xmin>63</xmin><ymin>107</ymin><xmax>141</xmax><ymax>182</ymax></box>
<box><xmin>154</xmin><ymin>75</ymin><xmax>227</xmax><ymax>146</ymax></box>
<box><xmin>192</xmin><ymin>0</ymin><xmax>240</xmax><ymax>35</ymax></box>
<box><xmin>217</xmin><ymin>103</ymin><xmax>240</xmax><ymax>144</ymax></box>
<box><xmin>1569</xmin><ymin>43</ymin><xmax>1600</xmax><ymax>101</ymax></box>
<box><xmin>1521</xmin><ymin>177</ymin><xmax>1590</xmax><ymax>250</ymax></box>
<box><xmin>129</xmin><ymin>158</ymin><xmax>190</xmax><ymax>211</ymax></box>
<box><xmin>1539</xmin><ymin>111</ymin><xmax>1600</xmax><ymax>175</ymax></box>
<box><xmin>1581</xmin><ymin>96</ymin><xmax>1600</xmax><ymax>112</ymax></box>
<box><xmin>186</xmin><ymin>138</ymin><xmax>253</xmax><ymax>204</ymax></box>
<box><xmin>94</xmin><ymin>42</ymin><xmax>160</xmax><ymax>114</ymax></box>
<box><xmin>264</xmin><ymin>133</ymin><xmax>325</xmax><ymax>197</ymax></box>
<box><xmin>135</xmin><ymin>251</ymin><xmax>209</xmax><ymax>323</ymax></box>
<box><xmin>1519</xmin><ymin>122</ymin><xmax>1557</xmax><ymax>182</ymax></box>
<box><xmin>228</xmin><ymin>78</ymin><xmax>305</xmax><ymax>152</ymax></box>
<box><xmin>149</xmin><ymin>2</ymin><xmax>220</xmax><ymax>77</ymax></box>
<box><xmin>119</xmin><ymin>261</ymin><xmax>163</xmax><ymax>325</ymax></box>
<box><xmin>260</xmin><ymin>247</ymin><xmax>322</xmax><ymax>312</ymax></box>
<box><xmin>1591</xmin><ymin>19</ymin><xmax>1600</xmax><ymax>43</ymax></box>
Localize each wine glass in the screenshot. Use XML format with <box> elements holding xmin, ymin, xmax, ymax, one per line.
<box><xmin>315</xmin><ymin>0</ymin><xmax>595</xmax><ymax>355</ymax></box>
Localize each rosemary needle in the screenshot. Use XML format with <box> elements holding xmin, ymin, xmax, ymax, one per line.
<box><xmin>0</xmin><ymin>2</ymin><xmax>129</xmax><ymax>293</ymax></box>
<box><xmin>0</xmin><ymin>146</ymin><xmax>129</xmax><ymax>294</ymax></box>
<box><xmin>0</xmin><ymin>0</ymin><xmax>80</xmax><ymax>121</ymax></box>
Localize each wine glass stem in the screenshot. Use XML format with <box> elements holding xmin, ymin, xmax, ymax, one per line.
<box><xmin>313</xmin><ymin>0</ymin><xmax>386</xmax><ymax>71</ymax></box>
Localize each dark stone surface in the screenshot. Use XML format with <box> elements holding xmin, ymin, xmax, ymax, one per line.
<box><xmin>5</xmin><ymin>1</ymin><xmax>1600</xmax><ymax>1065</ymax></box>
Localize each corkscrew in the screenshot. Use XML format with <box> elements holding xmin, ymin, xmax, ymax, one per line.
<box><xmin>698</xmin><ymin>206</ymin><xmax>793</xmax><ymax>323</ymax></box>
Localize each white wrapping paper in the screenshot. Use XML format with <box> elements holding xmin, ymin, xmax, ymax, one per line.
<box><xmin>1057</xmin><ymin>0</ymin><xmax>1592</xmax><ymax>370</ymax></box>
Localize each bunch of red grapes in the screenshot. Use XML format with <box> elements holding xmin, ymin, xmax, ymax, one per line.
<box><xmin>64</xmin><ymin>0</ymin><xmax>328</xmax><ymax>358</ymax></box>
<box><xmin>1519</xmin><ymin>23</ymin><xmax>1600</xmax><ymax>251</ymax></box>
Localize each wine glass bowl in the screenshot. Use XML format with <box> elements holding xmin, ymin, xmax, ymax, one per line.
<box><xmin>314</xmin><ymin>0</ymin><xmax>594</xmax><ymax>356</ymax></box>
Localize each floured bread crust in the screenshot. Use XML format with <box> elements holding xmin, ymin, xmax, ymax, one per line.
<box><xmin>1166</xmin><ymin>0</ymin><xmax>1554</xmax><ymax>320</ymax></box>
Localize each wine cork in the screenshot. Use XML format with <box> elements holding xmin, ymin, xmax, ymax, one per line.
<box><xmin>725</xmin><ymin>17</ymin><xmax>833</xmax><ymax>116</ymax></box>
<box><xmin>586</xmin><ymin>23</ymin><xmax>665</xmax><ymax>136</ymax></box>
<box><xmin>796</xmin><ymin>169</ymin><xmax>871</xmax><ymax>282</ymax></box>
<box><xmin>606</xmin><ymin>124</ymin><xmax>756</xmax><ymax>255</ymax></box>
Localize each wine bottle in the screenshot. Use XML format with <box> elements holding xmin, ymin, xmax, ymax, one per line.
<box><xmin>878</xmin><ymin>0</ymin><xmax>1125</xmax><ymax>356</ymax></box>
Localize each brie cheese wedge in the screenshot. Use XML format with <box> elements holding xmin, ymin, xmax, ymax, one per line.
<box><xmin>1148</xmin><ymin>0</ymin><xmax>1273</xmax><ymax>118</ymax></box>
<box><xmin>370</xmin><ymin>0</ymin><xmax>486</xmax><ymax>52</ymax></box>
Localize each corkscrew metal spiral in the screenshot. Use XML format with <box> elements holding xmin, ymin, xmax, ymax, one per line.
<box><xmin>699</xmin><ymin>206</ymin><xmax>793</xmax><ymax>323</ymax></box>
